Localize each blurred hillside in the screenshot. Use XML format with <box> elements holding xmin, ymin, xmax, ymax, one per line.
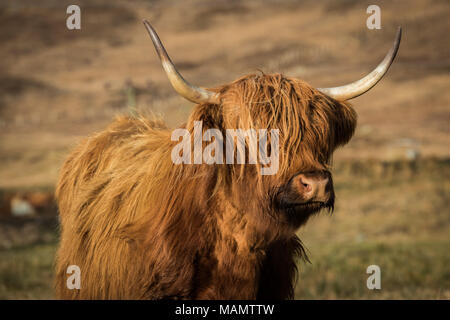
<box><xmin>0</xmin><ymin>0</ymin><xmax>449</xmax><ymax>189</ymax></box>
<box><xmin>0</xmin><ymin>0</ymin><xmax>449</xmax><ymax>300</ymax></box>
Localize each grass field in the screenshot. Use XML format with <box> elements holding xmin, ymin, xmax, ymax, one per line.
<box><xmin>295</xmin><ymin>158</ymin><xmax>450</xmax><ymax>299</ymax></box>
<box><xmin>1</xmin><ymin>158</ymin><xmax>448</xmax><ymax>299</ymax></box>
<box><xmin>297</xmin><ymin>241</ymin><xmax>450</xmax><ymax>299</ymax></box>
<box><xmin>0</xmin><ymin>243</ymin><xmax>56</xmax><ymax>300</ymax></box>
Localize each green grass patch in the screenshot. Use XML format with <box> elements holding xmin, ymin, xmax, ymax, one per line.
<box><xmin>0</xmin><ymin>242</ymin><xmax>57</xmax><ymax>299</ymax></box>
<box><xmin>295</xmin><ymin>241</ymin><xmax>450</xmax><ymax>299</ymax></box>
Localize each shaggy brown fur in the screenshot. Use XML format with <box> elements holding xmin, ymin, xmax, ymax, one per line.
<box><xmin>55</xmin><ymin>73</ymin><xmax>357</xmax><ymax>299</ymax></box>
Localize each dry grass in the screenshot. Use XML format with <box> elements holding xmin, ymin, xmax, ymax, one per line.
<box><xmin>296</xmin><ymin>241</ymin><xmax>450</xmax><ymax>299</ymax></box>
<box><xmin>0</xmin><ymin>243</ymin><xmax>56</xmax><ymax>299</ymax></box>
<box><xmin>0</xmin><ymin>159</ymin><xmax>448</xmax><ymax>299</ymax></box>
<box><xmin>295</xmin><ymin>159</ymin><xmax>450</xmax><ymax>299</ymax></box>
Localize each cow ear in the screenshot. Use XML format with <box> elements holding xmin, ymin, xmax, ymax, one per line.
<box><xmin>330</xmin><ymin>100</ymin><xmax>357</xmax><ymax>149</ymax></box>
<box><xmin>187</xmin><ymin>103</ymin><xmax>224</xmax><ymax>131</ymax></box>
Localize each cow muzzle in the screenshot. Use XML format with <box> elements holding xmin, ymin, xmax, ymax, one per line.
<box><xmin>293</xmin><ymin>172</ymin><xmax>332</xmax><ymax>203</ymax></box>
<box><xmin>277</xmin><ymin>171</ymin><xmax>334</xmax><ymax>211</ymax></box>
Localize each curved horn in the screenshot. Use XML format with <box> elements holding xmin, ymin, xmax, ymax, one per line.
<box><xmin>318</xmin><ymin>27</ymin><xmax>402</xmax><ymax>100</ymax></box>
<box><xmin>143</xmin><ymin>20</ymin><xmax>219</xmax><ymax>104</ymax></box>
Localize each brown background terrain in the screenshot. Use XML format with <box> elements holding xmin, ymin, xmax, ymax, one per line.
<box><xmin>0</xmin><ymin>0</ymin><xmax>449</xmax><ymax>299</ymax></box>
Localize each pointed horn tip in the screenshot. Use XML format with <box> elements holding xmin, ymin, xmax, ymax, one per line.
<box><xmin>142</xmin><ymin>20</ymin><xmax>154</xmax><ymax>32</ymax></box>
<box><xmin>142</xmin><ymin>19</ymin><xmax>219</xmax><ymax>105</ymax></box>
<box><xmin>394</xmin><ymin>26</ymin><xmax>402</xmax><ymax>46</ymax></box>
<box><xmin>396</xmin><ymin>26</ymin><xmax>402</xmax><ymax>40</ymax></box>
<box><xmin>390</xmin><ymin>26</ymin><xmax>402</xmax><ymax>60</ymax></box>
<box><xmin>142</xmin><ymin>20</ymin><xmax>157</xmax><ymax>34</ymax></box>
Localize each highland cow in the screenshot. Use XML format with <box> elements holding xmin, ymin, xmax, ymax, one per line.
<box><xmin>55</xmin><ymin>21</ymin><xmax>401</xmax><ymax>299</ymax></box>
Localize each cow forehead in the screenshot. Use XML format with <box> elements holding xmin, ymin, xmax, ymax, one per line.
<box><xmin>185</xmin><ymin>73</ymin><xmax>357</xmax><ymax>177</ymax></box>
<box><xmin>216</xmin><ymin>74</ymin><xmax>357</xmax><ymax>144</ymax></box>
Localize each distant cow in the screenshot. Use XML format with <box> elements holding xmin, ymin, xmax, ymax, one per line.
<box><xmin>55</xmin><ymin>21</ymin><xmax>401</xmax><ymax>299</ymax></box>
